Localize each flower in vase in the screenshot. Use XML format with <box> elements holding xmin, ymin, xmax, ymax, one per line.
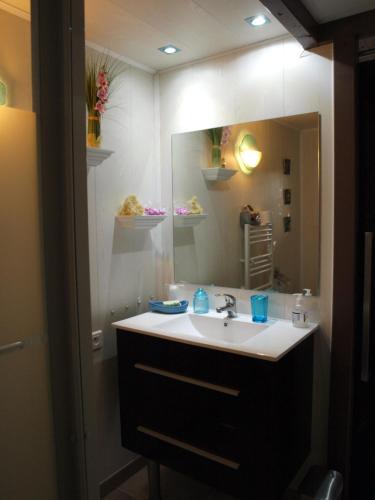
<box><xmin>86</xmin><ymin>53</ymin><xmax>126</xmax><ymax>147</ymax></box>
<box><xmin>94</xmin><ymin>100</ymin><xmax>105</xmax><ymax>114</ymax></box>
<box><xmin>96</xmin><ymin>71</ymin><xmax>108</xmax><ymax>88</ymax></box>
<box><xmin>221</xmin><ymin>126</ymin><xmax>231</xmax><ymax>145</ymax></box>
<box><xmin>97</xmin><ymin>87</ymin><xmax>109</xmax><ymax>102</ymax></box>
<box><xmin>87</xmin><ymin>56</ymin><xmax>125</xmax><ymax>118</ymax></box>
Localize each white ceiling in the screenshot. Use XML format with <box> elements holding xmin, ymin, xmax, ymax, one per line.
<box><xmin>2</xmin><ymin>0</ymin><xmax>374</xmax><ymax>71</ymax></box>
<box><xmin>84</xmin><ymin>0</ymin><xmax>288</xmax><ymax>71</ymax></box>
<box><xmin>301</xmin><ymin>0</ymin><xmax>375</xmax><ymax>23</ymax></box>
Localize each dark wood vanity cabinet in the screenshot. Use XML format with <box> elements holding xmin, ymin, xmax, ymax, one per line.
<box><xmin>117</xmin><ymin>331</ymin><xmax>314</xmax><ymax>499</ymax></box>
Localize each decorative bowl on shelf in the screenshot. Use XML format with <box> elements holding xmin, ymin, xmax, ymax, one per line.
<box><xmin>116</xmin><ymin>215</ymin><xmax>167</xmax><ymax>229</ymax></box>
<box><xmin>173</xmin><ymin>213</ymin><xmax>208</xmax><ymax>228</ymax></box>
<box><xmin>201</xmin><ymin>167</ymin><xmax>237</xmax><ymax>181</ymax></box>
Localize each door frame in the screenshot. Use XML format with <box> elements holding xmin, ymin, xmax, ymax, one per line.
<box><xmin>260</xmin><ymin>3</ymin><xmax>375</xmax><ymax>495</ymax></box>
<box><xmin>32</xmin><ymin>0</ymin><xmax>97</xmax><ymax>498</ymax></box>
<box><xmin>31</xmin><ymin>1</ymin><xmax>375</xmax><ymax>498</ymax></box>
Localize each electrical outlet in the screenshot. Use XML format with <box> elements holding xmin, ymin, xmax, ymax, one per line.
<box><xmin>92</xmin><ymin>330</ymin><xmax>103</xmax><ymax>351</ymax></box>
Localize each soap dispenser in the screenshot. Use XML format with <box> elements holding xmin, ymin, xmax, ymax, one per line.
<box><xmin>193</xmin><ymin>288</ymin><xmax>209</xmax><ymax>314</ymax></box>
<box><xmin>292</xmin><ymin>291</ymin><xmax>309</xmax><ymax>328</ymax></box>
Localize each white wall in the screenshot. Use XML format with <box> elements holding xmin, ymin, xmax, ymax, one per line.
<box><xmin>87</xmin><ymin>48</ymin><xmax>160</xmax><ymax>481</ymax></box>
<box><xmin>158</xmin><ymin>37</ymin><xmax>334</xmax><ymax>466</ymax></box>
<box><xmin>87</xmin><ymin>35</ymin><xmax>333</xmax><ymax>481</ymax></box>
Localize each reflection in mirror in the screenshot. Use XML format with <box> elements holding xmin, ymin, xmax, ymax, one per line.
<box><xmin>172</xmin><ymin>113</ymin><xmax>320</xmax><ymax>295</ymax></box>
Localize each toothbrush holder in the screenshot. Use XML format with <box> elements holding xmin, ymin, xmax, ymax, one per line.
<box><xmin>250</xmin><ymin>294</ymin><xmax>268</xmax><ymax>323</ymax></box>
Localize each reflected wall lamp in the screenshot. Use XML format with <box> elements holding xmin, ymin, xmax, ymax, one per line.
<box><xmin>235</xmin><ymin>132</ymin><xmax>262</xmax><ymax>174</ymax></box>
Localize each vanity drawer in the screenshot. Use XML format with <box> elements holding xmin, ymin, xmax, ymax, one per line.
<box><xmin>125</xmin><ymin>366</ymin><xmax>246</xmax><ymax>461</ymax></box>
<box><xmin>123</xmin><ymin>422</ymin><xmax>277</xmax><ymax>500</ymax></box>
<box><xmin>117</xmin><ymin>329</ymin><xmax>274</xmax><ymax>394</ymax></box>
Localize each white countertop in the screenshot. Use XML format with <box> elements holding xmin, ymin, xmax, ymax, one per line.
<box><xmin>113</xmin><ymin>309</ymin><xmax>318</xmax><ymax>362</ymax></box>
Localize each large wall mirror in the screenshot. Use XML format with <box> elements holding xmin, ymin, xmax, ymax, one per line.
<box><xmin>172</xmin><ymin>112</ymin><xmax>320</xmax><ymax>295</ymax></box>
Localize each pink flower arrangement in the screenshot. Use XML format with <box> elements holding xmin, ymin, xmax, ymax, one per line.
<box><xmin>86</xmin><ymin>54</ymin><xmax>125</xmax><ymax>147</ymax></box>
<box><xmin>86</xmin><ymin>56</ymin><xmax>124</xmax><ymax>118</ymax></box>
<box><xmin>220</xmin><ymin>126</ymin><xmax>231</xmax><ymax>145</ymax></box>
<box><xmin>94</xmin><ymin>100</ymin><xmax>105</xmax><ymax>113</ymax></box>
<box><xmin>94</xmin><ymin>70</ymin><xmax>109</xmax><ymax>114</ymax></box>
<box><xmin>96</xmin><ymin>70</ymin><xmax>108</xmax><ymax>88</ymax></box>
<box><xmin>175</xmin><ymin>207</ymin><xmax>190</xmax><ymax>215</ymax></box>
<box><xmin>144</xmin><ymin>207</ymin><xmax>167</xmax><ymax>216</ymax></box>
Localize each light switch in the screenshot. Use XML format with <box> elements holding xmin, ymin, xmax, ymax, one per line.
<box><xmin>92</xmin><ymin>330</ymin><xmax>103</xmax><ymax>351</ymax></box>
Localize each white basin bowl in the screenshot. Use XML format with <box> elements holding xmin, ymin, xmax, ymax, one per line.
<box><xmin>156</xmin><ymin>313</ymin><xmax>269</xmax><ymax>345</ymax></box>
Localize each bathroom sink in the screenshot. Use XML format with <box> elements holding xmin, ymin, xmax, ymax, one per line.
<box><xmin>156</xmin><ymin>313</ymin><xmax>268</xmax><ymax>345</ymax></box>
<box><xmin>114</xmin><ymin>310</ymin><xmax>318</xmax><ymax>360</ymax></box>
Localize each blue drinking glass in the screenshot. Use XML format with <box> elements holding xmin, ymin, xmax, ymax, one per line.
<box><xmin>250</xmin><ymin>294</ymin><xmax>268</xmax><ymax>323</ymax></box>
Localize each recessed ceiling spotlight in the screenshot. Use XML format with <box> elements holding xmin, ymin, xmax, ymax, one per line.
<box><xmin>245</xmin><ymin>15</ymin><xmax>271</xmax><ymax>27</ymax></box>
<box><xmin>158</xmin><ymin>45</ymin><xmax>181</xmax><ymax>55</ymax></box>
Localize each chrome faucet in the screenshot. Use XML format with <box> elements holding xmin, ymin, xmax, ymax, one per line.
<box><xmin>215</xmin><ymin>293</ymin><xmax>237</xmax><ymax>318</ymax></box>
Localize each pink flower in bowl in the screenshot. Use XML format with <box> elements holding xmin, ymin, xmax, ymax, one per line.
<box><xmin>175</xmin><ymin>207</ymin><xmax>190</xmax><ymax>215</ymax></box>
<box><xmin>144</xmin><ymin>207</ymin><xmax>167</xmax><ymax>216</ymax></box>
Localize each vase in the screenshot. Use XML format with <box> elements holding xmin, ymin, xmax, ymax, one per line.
<box><xmin>211</xmin><ymin>144</ymin><xmax>222</xmax><ymax>168</ymax></box>
<box><xmin>87</xmin><ymin>113</ymin><xmax>101</xmax><ymax>148</ymax></box>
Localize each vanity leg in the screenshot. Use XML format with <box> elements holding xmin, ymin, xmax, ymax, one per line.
<box><xmin>147</xmin><ymin>460</ymin><xmax>162</xmax><ymax>500</ymax></box>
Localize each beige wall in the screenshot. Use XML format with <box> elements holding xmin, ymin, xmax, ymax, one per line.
<box><xmin>0</xmin><ymin>8</ymin><xmax>32</xmax><ymax>110</ymax></box>
<box><xmin>0</xmin><ymin>107</ymin><xmax>57</xmax><ymax>499</ymax></box>
<box><xmin>300</xmin><ymin>128</ymin><xmax>320</xmax><ymax>294</ymax></box>
<box><xmin>0</xmin><ymin>7</ymin><xmax>57</xmax><ymax>498</ymax></box>
<box><xmin>158</xmin><ymin>38</ymin><xmax>334</xmax><ymax>467</ymax></box>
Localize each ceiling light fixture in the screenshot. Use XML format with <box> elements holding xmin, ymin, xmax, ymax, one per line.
<box><xmin>245</xmin><ymin>15</ymin><xmax>271</xmax><ymax>27</ymax></box>
<box><xmin>158</xmin><ymin>45</ymin><xmax>181</xmax><ymax>55</ymax></box>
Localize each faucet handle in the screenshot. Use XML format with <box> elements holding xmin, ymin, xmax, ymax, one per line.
<box><xmin>215</xmin><ymin>293</ymin><xmax>236</xmax><ymax>305</ymax></box>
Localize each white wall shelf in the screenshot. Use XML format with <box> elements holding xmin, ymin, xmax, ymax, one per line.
<box><xmin>174</xmin><ymin>214</ymin><xmax>208</xmax><ymax>228</ymax></box>
<box><xmin>201</xmin><ymin>167</ymin><xmax>237</xmax><ymax>181</ymax></box>
<box><xmin>87</xmin><ymin>147</ymin><xmax>114</xmax><ymax>167</ymax></box>
<box><xmin>116</xmin><ymin>215</ymin><xmax>167</xmax><ymax>229</ymax></box>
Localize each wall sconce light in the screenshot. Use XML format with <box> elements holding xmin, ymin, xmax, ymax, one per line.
<box><xmin>0</xmin><ymin>79</ymin><xmax>7</xmax><ymax>106</ymax></box>
<box><xmin>235</xmin><ymin>132</ymin><xmax>262</xmax><ymax>174</ymax></box>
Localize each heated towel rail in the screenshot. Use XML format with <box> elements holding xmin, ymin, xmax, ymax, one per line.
<box><xmin>243</xmin><ymin>223</ymin><xmax>273</xmax><ymax>290</ymax></box>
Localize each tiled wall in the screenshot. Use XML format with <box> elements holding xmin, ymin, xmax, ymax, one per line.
<box><xmin>88</xmin><ymin>36</ymin><xmax>334</xmax><ymax>483</ymax></box>
<box><xmin>168</xmin><ymin>283</ymin><xmax>320</xmax><ymax>324</ymax></box>
<box><xmin>87</xmin><ymin>47</ymin><xmax>160</xmax><ymax>481</ymax></box>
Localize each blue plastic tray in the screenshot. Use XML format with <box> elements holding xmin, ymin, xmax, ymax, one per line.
<box><xmin>149</xmin><ymin>300</ymin><xmax>189</xmax><ymax>314</ymax></box>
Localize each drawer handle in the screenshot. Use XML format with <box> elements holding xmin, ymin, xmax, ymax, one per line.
<box><xmin>134</xmin><ymin>363</ymin><xmax>240</xmax><ymax>397</ymax></box>
<box><xmin>137</xmin><ymin>425</ymin><xmax>240</xmax><ymax>470</ymax></box>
